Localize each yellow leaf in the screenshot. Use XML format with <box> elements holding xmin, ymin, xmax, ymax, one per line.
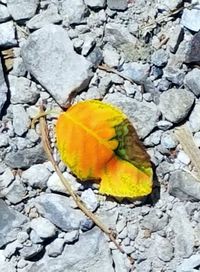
<box><xmin>56</xmin><ymin>100</ymin><xmax>152</xmax><ymax>198</ymax></box>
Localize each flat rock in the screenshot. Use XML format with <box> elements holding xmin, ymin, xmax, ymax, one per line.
<box><xmin>30</xmin><ymin>217</ymin><xmax>56</xmax><ymax>239</ymax></box>
<box><xmin>159</xmin><ymin>88</ymin><xmax>194</xmax><ymax>123</ymax></box>
<box><xmin>104</xmin><ymin>93</ymin><xmax>160</xmax><ymax>138</ymax></box>
<box><xmin>7</xmin><ymin>0</ymin><xmax>39</xmax><ymax>21</ymax></box>
<box><xmin>28</xmin><ymin>227</ymin><xmax>114</xmax><ymax>272</ymax></box>
<box><xmin>181</xmin><ymin>8</ymin><xmax>200</xmax><ymax>32</ymax></box>
<box><xmin>9</xmin><ymin>75</ymin><xmax>39</xmax><ymax>104</ymax></box>
<box><xmin>107</xmin><ymin>0</ymin><xmax>127</xmax><ymax>11</ymax></box>
<box><xmin>0</xmin><ymin>199</ymin><xmax>28</xmax><ymax>247</ymax></box>
<box><xmin>26</xmin><ymin>5</ymin><xmax>62</xmax><ymax>30</ymax></box>
<box><xmin>4</xmin><ymin>143</ymin><xmax>47</xmax><ymax>169</ymax></box>
<box><xmin>21</xmin><ymin>24</ymin><xmax>92</xmax><ymax>107</ymax></box>
<box><xmin>185</xmin><ymin>31</ymin><xmax>200</xmax><ymax>63</ymax></box>
<box><xmin>169</xmin><ymin>170</ymin><xmax>200</xmax><ymax>201</ymax></box>
<box><xmin>0</xmin><ymin>21</ymin><xmax>17</xmax><ymax>47</ymax></box>
<box><xmin>34</xmin><ymin>193</ymin><xmax>91</xmax><ymax>232</ymax></box>
<box><xmin>0</xmin><ymin>58</ymin><xmax>8</xmax><ymax>114</ymax></box>
<box><xmin>184</xmin><ymin>68</ymin><xmax>200</xmax><ymax>97</ymax></box>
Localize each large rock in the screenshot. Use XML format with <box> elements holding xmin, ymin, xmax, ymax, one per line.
<box><xmin>104</xmin><ymin>93</ymin><xmax>160</xmax><ymax>138</ymax></box>
<box><xmin>21</xmin><ymin>24</ymin><xmax>92</xmax><ymax>107</ymax></box>
<box><xmin>0</xmin><ymin>199</ymin><xmax>28</xmax><ymax>247</ymax></box>
<box><xmin>0</xmin><ymin>58</ymin><xmax>7</xmax><ymax>115</ymax></box>
<box><xmin>159</xmin><ymin>88</ymin><xmax>194</xmax><ymax>123</ymax></box>
<box><xmin>28</xmin><ymin>227</ymin><xmax>114</xmax><ymax>272</ymax></box>
<box><xmin>7</xmin><ymin>0</ymin><xmax>39</xmax><ymax>21</ymax></box>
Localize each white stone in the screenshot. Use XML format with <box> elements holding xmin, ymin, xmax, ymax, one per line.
<box><xmin>30</xmin><ymin>217</ymin><xmax>56</xmax><ymax>239</ymax></box>
<box><xmin>177</xmin><ymin>150</ymin><xmax>190</xmax><ymax>165</ymax></box>
<box><xmin>0</xmin><ymin>21</ymin><xmax>17</xmax><ymax>47</ymax></box>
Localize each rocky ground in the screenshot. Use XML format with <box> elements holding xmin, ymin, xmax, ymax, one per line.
<box><xmin>1</xmin><ymin>0</ymin><xmax>200</xmax><ymax>271</ymax></box>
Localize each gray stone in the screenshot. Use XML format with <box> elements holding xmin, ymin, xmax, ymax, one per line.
<box><xmin>177</xmin><ymin>150</ymin><xmax>190</xmax><ymax>165</ymax></box>
<box><xmin>105</xmin><ymin>23</ymin><xmax>137</xmax><ymax>48</ymax></box>
<box><xmin>58</xmin><ymin>0</ymin><xmax>88</xmax><ymax>25</ymax></box>
<box><xmin>0</xmin><ymin>58</ymin><xmax>8</xmax><ymax>114</ymax></box>
<box><xmin>168</xmin><ymin>25</ymin><xmax>184</xmax><ymax>53</ymax></box>
<box><xmin>141</xmin><ymin>210</ymin><xmax>169</xmax><ymax>232</ymax></box>
<box><xmin>169</xmin><ymin>170</ymin><xmax>200</xmax><ymax>201</ymax></box>
<box><xmin>103</xmin><ymin>45</ymin><xmax>120</xmax><ymax>67</ymax></box>
<box><xmin>189</xmin><ymin>102</ymin><xmax>200</xmax><ymax>132</ymax></box>
<box><xmin>28</xmin><ymin>227</ymin><xmax>114</xmax><ymax>272</ymax></box>
<box><xmin>30</xmin><ymin>217</ymin><xmax>56</xmax><ymax>239</ymax></box>
<box><xmin>151</xmin><ymin>49</ymin><xmax>168</xmax><ymax>67</ymax></box>
<box><xmin>47</xmin><ymin>238</ymin><xmax>65</xmax><ymax>257</ymax></box>
<box><xmin>0</xmin><ymin>21</ymin><xmax>17</xmax><ymax>47</ymax></box>
<box><xmin>160</xmin><ymin>130</ymin><xmax>178</xmax><ymax>149</ymax></box>
<box><xmin>9</xmin><ymin>75</ymin><xmax>39</xmax><ymax>104</ymax></box>
<box><xmin>118</xmin><ymin>227</ymin><xmax>128</xmax><ymax>239</ymax></box>
<box><xmin>4</xmin><ymin>143</ymin><xmax>47</xmax><ymax>169</ymax></box>
<box><xmin>21</xmin><ymin>24</ymin><xmax>92</xmax><ymax>107</ymax></box>
<box><xmin>104</xmin><ymin>93</ymin><xmax>160</xmax><ymax>138</ymax></box>
<box><xmin>127</xmin><ymin>223</ymin><xmax>138</xmax><ymax>240</ymax></box>
<box><xmin>0</xmin><ymin>199</ymin><xmax>28</xmax><ymax>247</ymax></box>
<box><xmin>159</xmin><ymin>88</ymin><xmax>194</xmax><ymax>123</ymax></box>
<box><xmin>17</xmin><ymin>231</ymin><xmax>29</xmax><ymax>244</ymax></box>
<box><xmin>0</xmin><ymin>4</ymin><xmax>10</xmax><ymax>22</ymax></box>
<box><xmin>7</xmin><ymin>0</ymin><xmax>39</xmax><ymax>21</ymax></box>
<box><xmin>121</xmin><ymin>62</ymin><xmax>150</xmax><ymax>84</ymax></box>
<box><xmin>12</xmin><ymin>105</ymin><xmax>30</xmax><ymax>136</ymax></box>
<box><xmin>107</xmin><ymin>0</ymin><xmax>127</xmax><ymax>10</ymax></box>
<box><xmin>185</xmin><ymin>31</ymin><xmax>200</xmax><ymax>63</ymax></box>
<box><xmin>135</xmin><ymin>260</ymin><xmax>152</xmax><ymax>272</ymax></box>
<box><xmin>155</xmin><ymin>235</ymin><xmax>173</xmax><ymax>261</ymax></box>
<box><xmin>157</xmin><ymin>120</ymin><xmax>173</xmax><ymax>130</ymax></box>
<box><xmin>27</xmin><ymin>5</ymin><xmax>62</xmax><ymax>30</ymax></box>
<box><xmin>82</xmin><ymin>35</ymin><xmax>96</xmax><ymax>56</ymax></box>
<box><xmin>116</xmin><ymin>217</ymin><xmax>126</xmax><ymax>233</ymax></box>
<box><xmin>0</xmin><ymin>251</ymin><xmax>15</xmax><ymax>272</ymax></box>
<box><xmin>10</xmin><ymin>57</ymin><xmax>26</xmax><ymax>77</ymax></box>
<box><xmin>164</xmin><ymin>66</ymin><xmax>185</xmax><ymax>85</ymax></box>
<box><xmin>0</xmin><ymin>134</ymin><xmax>9</xmax><ymax>147</ymax></box>
<box><xmin>64</xmin><ymin>230</ymin><xmax>79</xmax><ymax>243</ymax></box>
<box><xmin>34</xmin><ymin>193</ymin><xmax>91</xmax><ymax>232</ymax></box>
<box><xmin>4</xmin><ymin>240</ymin><xmax>23</xmax><ymax>258</ymax></box>
<box><xmin>0</xmin><ymin>168</ymin><xmax>14</xmax><ymax>189</ymax></box>
<box><xmin>177</xmin><ymin>254</ymin><xmax>200</xmax><ymax>272</ymax></box>
<box><xmin>144</xmin><ymin>130</ymin><xmax>162</xmax><ymax>147</ymax></box>
<box><xmin>30</xmin><ymin>230</ymin><xmax>43</xmax><ymax>244</ymax></box>
<box><xmin>22</xmin><ymin>164</ymin><xmax>51</xmax><ymax>189</ymax></box>
<box><xmin>184</xmin><ymin>68</ymin><xmax>200</xmax><ymax>97</ymax></box>
<box><xmin>84</xmin><ymin>0</ymin><xmax>106</xmax><ymax>8</ymax></box>
<box><xmin>170</xmin><ymin>203</ymin><xmax>194</xmax><ymax>258</ymax></box>
<box><xmin>1</xmin><ymin>178</ymin><xmax>27</xmax><ymax>204</ymax></box>
<box><xmin>81</xmin><ymin>188</ymin><xmax>99</xmax><ymax>212</ymax></box>
<box><xmin>181</xmin><ymin>8</ymin><xmax>200</xmax><ymax>32</ymax></box>
<box><xmin>112</xmin><ymin>250</ymin><xmax>128</xmax><ymax>272</ymax></box>
<box><xmin>19</xmin><ymin>243</ymin><xmax>43</xmax><ymax>260</ymax></box>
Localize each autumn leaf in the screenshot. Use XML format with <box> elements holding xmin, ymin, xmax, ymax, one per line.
<box><xmin>56</xmin><ymin>100</ymin><xmax>152</xmax><ymax>198</ymax></box>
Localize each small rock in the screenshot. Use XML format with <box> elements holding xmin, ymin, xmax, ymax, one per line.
<box><xmin>107</xmin><ymin>0</ymin><xmax>127</xmax><ymax>11</ymax></box>
<box><xmin>81</xmin><ymin>188</ymin><xmax>99</xmax><ymax>212</ymax></box>
<box><xmin>10</xmin><ymin>57</ymin><xmax>26</xmax><ymax>77</ymax></box>
<box><xmin>155</xmin><ymin>235</ymin><xmax>173</xmax><ymax>261</ymax></box>
<box><xmin>9</xmin><ymin>75</ymin><xmax>39</xmax><ymax>104</ymax></box>
<box><xmin>84</xmin><ymin>0</ymin><xmax>106</xmax><ymax>9</ymax></box>
<box><xmin>181</xmin><ymin>8</ymin><xmax>200</xmax><ymax>32</ymax></box>
<box><xmin>19</xmin><ymin>243</ymin><xmax>43</xmax><ymax>260</ymax></box>
<box><xmin>160</xmin><ymin>131</ymin><xmax>178</xmax><ymax>149</ymax></box>
<box><xmin>0</xmin><ymin>168</ymin><xmax>14</xmax><ymax>189</ymax></box>
<box><xmin>164</xmin><ymin>66</ymin><xmax>185</xmax><ymax>85</ymax></box>
<box><xmin>30</xmin><ymin>217</ymin><xmax>56</xmax><ymax>239</ymax></box>
<box><xmin>168</xmin><ymin>25</ymin><xmax>184</xmax><ymax>53</ymax></box>
<box><xmin>141</xmin><ymin>210</ymin><xmax>169</xmax><ymax>232</ymax></box>
<box><xmin>185</xmin><ymin>30</ymin><xmax>200</xmax><ymax>63</ymax></box>
<box><xmin>47</xmin><ymin>238</ymin><xmax>65</xmax><ymax>257</ymax></box>
<box><xmin>4</xmin><ymin>143</ymin><xmax>46</xmax><ymax>169</ymax></box>
<box><xmin>0</xmin><ymin>21</ymin><xmax>17</xmax><ymax>48</ymax></box>
<box><xmin>151</xmin><ymin>49</ymin><xmax>168</xmax><ymax>67</ymax></box>
<box><xmin>30</xmin><ymin>230</ymin><xmax>43</xmax><ymax>244</ymax></box>
<box><xmin>27</xmin><ymin>5</ymin><xmax>62</xmax><ymax>30</ymax></box>
<box><xmin>127</xmin><ymin>223</ymin><xmax>138</xmax><ymax>240</ymax></box>
<box><xmin>159</xmin><ymin>88</ymin><xmax>194</xmax><ymax>123</ymax></box>
<box><xmin>118</xmin><ymin>227</ymin><xmax>128</xmax><ymax>239</ymax></box>
<box><xmin>169</xmin><ymin>170</ymin><xmax>200</xmax><ymax>201</ymax></box>
<box><xmin>157</xmin><ymin>120</ymin><xmax>173</xmax><ymax>130</ymax></box>
<box><xmin>17</xmin><ymin>231</ymin><xmax>29</xmax><ymax>244</ymax></box>
<box><xmin>2</xmin><ymin>178</ymin><xmax>27</xmax><ymax>204</ymax></box>
<box><xmin>103</xmin><ymin>45</ymin><xmax>120</xmax><ymax>67</ymax></box>
<box><xmin>22</xmin><ymin>164</ymin><xmax>51</xmax><ymax>189</ymax></box>
<box><xmin>121</xmin><ymin>62</ymin><xmax>150</xmax><ymax>84</ymax></box>
<box><xmin>0</xmin><ymin>251</ymin><xmax>15</xmax><ymax>271</ymax></box>
<box><xmin>0</xmin><ymin>58</ymin><xmax>8</xmax><ymax>114</ymax></box>
<box><xmin>0</xmin><ymin>4</ymin><xmax>10</xmax><ymax>22</ymax></box>
<box><xmin>12</xmin><ymin>105</ymin><xmax>30</xmax><ymax>136</ymax></box>
<box><xmin>7</xmin><ymin>0</ymin><xmax>39</xmax><ymax>21</ymax></box>
<box><xmin>116</xmin><ymin>218</ymin><xmax>126</xmax><ymax>233</ymax></box>
<box><xmin>4</xmin><ymin>240</ymin><xmax>23</xmax><ymax>258</ymax></box>
<box><xmin>82</xmin><ymin>35</ymin><xmax>96</xmax><ymax>56</ymax></box>
<box><xmin>64</xmin><ymin>230</ymin><xmax>79</xmax><ymax>243</ymax></box>
<box><xmin>189</xmin><ymin>102</ymin><xmax>200</xmax><ymax>132</ymax></box>
<box><xmin>0</xmin><ymin>134</ymin><xmax>9</xmax><ymax>147</ymax></box>
<box><xmin>177</xmin><ymin>254</ymin><xmax>200</xmax><ymax>272</ymax></box>
<box><xmin>184</xmin><ymin>68</ymin><xmax>200</xmax><ymax>97</ymax></box>
<box><xmin>158</xmin><ymin>0</ymin><xmax>183</xmax><ymax>10</ymax></box>
<box><xmin>21</xmin><ymin>24</ymin><xmax>92</xmax><ymax>107</ymax></box>
<box><xmin>144</xmin><ymin>130</ymin><xmax>162</xmax><ymax>147</ymax></box>
<box><xmin>177</xmin><ymin>150</ymin><xmax>190</xmax><ymax>165</ymax></box>
<box><xmin>112</xmin><ymin>250</ymin><xmax>128</xmax><ymax>272</ymax></box>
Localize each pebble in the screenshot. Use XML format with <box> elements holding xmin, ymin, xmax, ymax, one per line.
<box><xmin>141</xmin><ymin>210</ymin><xmax>169</xmax><ymax>232</ymax></box>
<box><xmin>177</xmin><ymin>254</ymin><xmax>200</xmax><ymax>272</ymax></box>
<box><xmin>159</xmin><ymin>88</ymin><xmax>194</xmax><ymax>123</ymax></box>
<box><xmin>84</xmin><ymin>0</ymin><xmax>106</xmax><ymax>8</ymax></box>
<box><xmin>81</xmin><ymin>188</ymin><xmax>99</xmax><ymax>212</ymax></box>
<box><xmin>168</xmin><ymin>25</ymin><xmax>184</xmax><ymax>53</ymax></box>
<box><xmin>64</xmin><ymin>230</ymin><xmax>79</xmax><ymax>243</ymax></box>
<box><xmin>160</xmin><ymin>131</ymin><xmax>178</xmax><ymax>149</ymax></box>
<box><xmin>0</xmin><ymin>21</ymin><xmax>17</xmax><ymax>48</ymax></box>
<box><xmin>185</xmin><ymin>30</ymin><xmax>200</xmax><ymax>63</ymax></box>
<box><xmin>189</xmin><ymin>102</ymin><xmax>200</xmax><ymax>132</ymax></box>
<box><xmin>155</xmin><ymin>235</ymin><xmax>174</xmax><ymax>261</ymax></box>
<box><xmin>0</xmin><ymin>4</ymin><xmax>10</xmax><ymax>22</ymax></box>
<box><xmin>177</xmin><ymin>150</ymin><xmax>190</xmax><ymax>165</ymax></box>
<box><xmin>10</xmin><ymin>57</ymin><xmax>26</xmax><ymax>77</ymax></box>
<box><xmin>169</xmin><ymin>170</ymin><xmax>200</xmax><ymax>201</ymax></box>
<box><xmin>116</xmin><ymin>217</ymin><xmax>126</xmax><ymax>233</ymax></box>
<box><xmin>0</xmin><ymin>168</ymin><xmax>14</xmax><ymax>188</ymax></box>
<box><xmin>47</xmin><ymin>238</ymin><xmax>65</xmax><ymax>257</ymax></box>
<box><xmin>2</xmin><ymin>178</ymin><xmax>27</xmax><ymax>204</ymax></box>
<box><xmin>164</xmin><ymin>66</ymin><xmax>185</xmax><ymax>85</ymax></box>
<box><xmin>184</xmin><ymin>68</ymin><xmax>200</xmax><ymax>97</ymax></box>
<box><xmin>21</xmin><ymin>24</ymin><xmax>92</xmax><ymax>107</ymax></box>
<box><xmin>7</xmin><ymin>0</ymin><xmax>39</xmax><ymax>21</ymax></box>
<box><xmin>151</xmin><ymin>49</ymin><xmax>168</xmax><ymax>67</ymax></box>
<box><xmin>30</xmin><ymin>217</ymin><xmax>56</xmax><ymax>239</ymax></box>
<box><xmin>19</xmin><ymin>243</ymin><xmax>43</xmax><ymax>260</ymax></box>
<box><xmin>107</xmin><ymin>0</ymin><xmax>127</xmax><ymax>11</ymax></box>
<box><xmin>22</xmin><ymin>164</ymin><xmax>51</xmax><ymax>189</ymax></box>
<box><xmin>157</xmin><ymin>120</ymin><xmax>173</xmax><ymax>130</ymax></box>
<box><xmin>181</xmin><ymin>8</ymin><xmax>200</xmax><ymax>32</ymax></box>
<box><xmin>103</xmin><ymin>45</ymin><xmax>120</xmax><ymax>67</ymax></box>
<box><xmin>12</xmin><ymin>105</ymin><xmax>30</xmax><ymax>136</ymax></box>
<box><xmin>121</xmin><ymin>62</ymin><xmax>150</xmax><ymax>84</ymax></box>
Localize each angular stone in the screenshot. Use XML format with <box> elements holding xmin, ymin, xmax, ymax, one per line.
<box><xmin>141</xmin><ymin>210</ymin><xmax>169</xmax><ymax>232</ymax></box>
<box><xmin>28</xmin><ymin>227</ymin><xmax>114</xmax><ymax>272</ymax></box>
<box><xmin>21</xmin><ymin>24</ymin><xmax>92</xmax><ymax>106</ymax></box>
<box><xmin>12</xmin><ymin>105</ymin><xmax>30</xmax><ymax>136</ymax></box>
<box><xmin>151</xmin><ymin>49</ymin><xmax>168</xmax><ymax>67</ymax></box>
<box><xmin>104</xmin><ymin>93</ymin><xmax>160</xmax><ymax>138</ymax></box>
<box><xmin>84</xmin><ymin>0</ymin><xmax>106</xmax><ymax>8</ymax></box>
<box><xmin>159</xmin><ymin>88</ymin><xmax>194</xmax><ymax>123</ymax></box>
<box><xmin>177</xmin><ymin>254</ymin><xmax>200</xmax><ymax>272</ymax></box>
<box><xmin>1</xmin><ymin>178</ymin><xmax>27</xmax><ymax>204</ymax></box>
<box><xmin>26</xmin><ymin>5</ymin><xmax>62</xmax><ymax>30</ymax></box>
<box><xmin>121</xmin><ymin>62</ymin><xmax>150</xmax><ymax>84</ymax></box>
<box><xmin>0</xmin><ymin>199</ymin><xmax>28</xmax><ymax>247</ymax></box>
<box><xmin>4</xmin><ymin>143</ymin><xmax>47</xmax><ymax>169</ymax></box>
<box><xmin>30</xmin><ymin>217</ymin><xmax>56</xmax><ymax>239</ymax></box>
<box><xmin>189</xmin><ymin>102</ymin><xmax>200</xmax><ymax>132</ymax></box>
<box><xmin>169</xmin><ymin>170</ymin><xmax>200</xmax><ymax>201</ymax></box>
<box><xmin>81</xmin><ymin>189</ymin><xmax>99</xmax><ymax>212</ymax></box>
<box><xmin>185</xmin><ymin>31</ymin><xmax>200</xmax><ymax>63</ymax></box>
<box><xmin>0</xmin><ymin>58</ymin><xmax>7</xmax><ymax>115</ymax></box>
<box><xmin>155</xmin><ymin>235</ymin><xmax>173</xmax><ymax>261</ymax></box>
<box><xmin>9</xmin><ymin>75</ymin><xmax>39</xmax><ymax>104</ymax></box>
<box><xmin>0</xmin><ymin>4</ymin><xmax>10</xmax><ymax>22</ymax></box>
<box><xmin>107</xmin><ymin>0</ymin><xmax>127</xmax><ymax>11</ymax></box>
<box><xmin>20</xmin><ymin>244</ymin><xmax>43</xmax><ymax>260</ymax></box>
<box><xmin>181</xmin><ymin>8</ymin><xmax>200</xmax><ymax>32</ymax></box>
<box><xmin>184</xmin><ymin>68</ymin><xmax>200</xmax><ymax>97</ymax></box>
<box><xmin>0</xmin><ymin>21</ymin><xmax>16</xmax><ymax>47</ymax></box>
<box><xmin>7</xmin><ymin>0</ymin><xmax>39</xmax><ymax>21</ymax></box>
<box><xmin>34</xmin><ymin>193</ymin><xmax>90</xmax><ymax>232</ymax></box>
